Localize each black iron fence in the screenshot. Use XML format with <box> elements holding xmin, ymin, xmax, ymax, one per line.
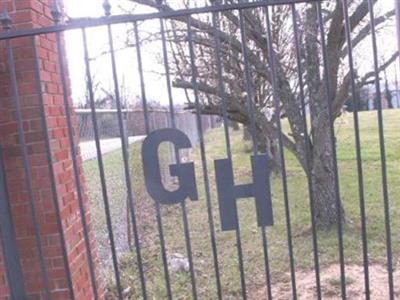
<box><xmin>75</xmin><ymin>108</ymin><xmax>218</xmax><ymax>143</ymax></box>
<box><xmin>0</xmin><ymin>0</ymin><xmax>399</xmax><ymax>299</ymax></box>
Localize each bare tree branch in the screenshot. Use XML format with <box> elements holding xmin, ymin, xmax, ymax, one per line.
<box><xmin>341</xmin><ymin>9</ymin><xmax>396</xmax><ymax>57</ymax></box>
<box><xmin>359</xmin><ymin>52</ymin><xmax>399</xmax><ymax>87</ymax></box>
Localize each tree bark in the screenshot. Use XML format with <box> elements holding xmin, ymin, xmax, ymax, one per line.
<box><xmin>230</xmin><ymin>121</ymin><xmax>240</xmax><ymax>131</ymax></box>
<box><xmin>311</xmin><ymin>117</ymin><xmax>345</xmax><ymax>228</ymax></box>
<box><xmin>243</xmin><ymin>126</ymin><xmax>281</xmax><ymax>173</ymax></box>
<box><xmin>312</xmin><ymin>158</ymin><xmax>344</xmax><ymax>228</ymax></box>
<box><xmin>304</xmin><ymin>3</ymin><xmax>345</xmax><ymax>228</ymax></box>
<box><xmin>243</xmin><ymin>125</ymin><xmax>251</xmax><ymax>141</ymax></box>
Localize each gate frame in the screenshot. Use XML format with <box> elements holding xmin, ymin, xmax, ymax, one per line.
<box><xmin>1</xmin><ymin>0</ymin><xmax>395</xmax><ymax>299</ymax></box>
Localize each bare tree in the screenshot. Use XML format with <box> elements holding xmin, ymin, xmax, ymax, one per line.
<box><xmin>99</xmin><ymin>76</ymin><xmax>135</xmax><ymax>109</ymax></box>
<box><xmin>129</xmin><ymin>0</ymin><xmax>397</xmax><ymax>228</ymax></box>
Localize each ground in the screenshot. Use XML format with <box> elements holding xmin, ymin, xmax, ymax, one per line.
<box><xmin>80</xmin><ymin>136</ymin><xmax>145</xmax><ymax>161</ymax></box>
<box><xmin>83</xmin><ymin>109</ymin><xmax>400</xmax><ymax>299</ymax></box>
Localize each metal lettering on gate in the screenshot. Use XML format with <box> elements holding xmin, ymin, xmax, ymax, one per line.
<box><xmin>142</xmin><ymin>128</ymin><xmax>274</xmax><ymax>231</ymax></box>
<box><xmin>142</xmin><ymin>128</ymin><xmax>198</xmax><ymax>205</ymax></box>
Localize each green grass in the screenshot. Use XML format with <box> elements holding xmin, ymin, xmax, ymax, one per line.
<box><xmin>83</xmin><ymin>109</ymin><xmax>400</xmax><ymax>299</ymax></box>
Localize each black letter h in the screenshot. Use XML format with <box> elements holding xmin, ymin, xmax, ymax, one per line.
<box><xmin>214</xmin><ymin>155</ymin><xmax>273</xmax><ymax>231</ymax></box>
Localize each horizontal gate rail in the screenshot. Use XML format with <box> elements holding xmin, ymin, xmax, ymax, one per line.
<box><xmin>0</xmin><ymin>0</ymin><xmax>319</xmax><ymax>40</ymax></box>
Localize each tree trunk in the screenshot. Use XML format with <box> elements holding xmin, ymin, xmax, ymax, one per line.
<box><xmin>311</xmin><ymin>118</ymin><xmax>345</xmax><ymax>228</ymax></box>
<box><xmin>254</xmin><ymin>128</ymin><xmax>281</xmax><ymax>173</ymax></box>
<box><xmin>268</xmin><ymin>138</ymin><xmax>281</xmax><ymax>174</ymax></box>
<box><xmin>303</xmin><ymin>3</ymin><xmax>345</xmax><ymax>229</ymax></box>
<box><xmin>243</xmin><ymin>126</ymin><xmax>251</xmax><ymax>141</ymax></box>
<box><xmin>230</xmin><ymin>121</ymin><xmax>240</xmax><ymax>131</ymax></box>
<box><xmin>243</xmin><ymin>126</ymin><xmax>281</xmax><ymax>173</ymax></box>
<box><xmin>312</xmin><ymin>157</ymin><xmax>344</xmax><ymax>228</ymax></box>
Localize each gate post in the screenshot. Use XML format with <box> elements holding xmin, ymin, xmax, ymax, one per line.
<box><xmin>0</xmin><ymin>1</ymin><xmax>102</xmax><ymax>299</ymax></box>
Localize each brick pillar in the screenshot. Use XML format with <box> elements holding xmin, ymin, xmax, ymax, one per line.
<box><xmin>0</xmin><ymin>1</ymin><xmax>102</xmax><ymax>299</ymax></box>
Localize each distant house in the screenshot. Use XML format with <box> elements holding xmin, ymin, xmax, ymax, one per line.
<box><xmin>390</xmin><ymin>89</ymin><xmax>400</xmax><ymax>108</ymax></box>
<box><xmin>359</xmin><ymin>82</ymin><xmax>400</xmax><ymax>110</ymax></box>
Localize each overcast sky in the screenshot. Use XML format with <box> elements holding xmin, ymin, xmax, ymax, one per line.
<box><xmin>63</xmin><ymin>0</ymin><xmax>399</xmax><ymax>107</ymax></box>
<box><xmin>64</xmin><ymin>0</ymin><xmax>171</xmax><ymax>106</ymax></box>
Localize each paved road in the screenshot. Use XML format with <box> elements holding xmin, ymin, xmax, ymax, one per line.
<box><xmin>80</xmin><ymin>136</ymin><xmax>146</xmax><ymax>161</ymax></box>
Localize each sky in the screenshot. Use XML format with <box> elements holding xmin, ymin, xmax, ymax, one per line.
<box><xmin>63</xmin><ymin>0</ymin><xmax>400</xmax><ymax>107</ymax></box>
<box><xmin>64</xmin><ymin>0</ymin><xmax>173</xmax><ymax>107</ymax></box>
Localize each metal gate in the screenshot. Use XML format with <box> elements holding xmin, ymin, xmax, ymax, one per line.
<box><xmin>0</xmin><ymin>0</ymin><xmax>398</xmax><ymax>299</ymax></box>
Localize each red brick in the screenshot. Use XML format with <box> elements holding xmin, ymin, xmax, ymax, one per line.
<box><xmin>43</xmin><ymin>60</ymin><xmax>56</xmax><ymax>73</ymax></box>
<box><xmin>21</xmin><ymin>94</ymin><xmax>40</xmax><ymax>107</ymax></box>
<box><xmin>28</xmin><ymin>119</ymin><xmax>43</xmax><ymax>131</ymax></box>
<box><xmin>10</xmin><ymin>37</ymin><xmax>32</xmax><ymax>49</ymax></box>
<box><xmin>18</xmin><ymin>81</ymin><xmax>37</xmax><ymax>95</ymax></box>
<box><xmin>45</xmin><ymin>82</ymin><xmax>58</xmax><ymax>94</ymax></box>
<box><xmin>24</xmin><ymin>131</ymin><xmax>44</xmax><ymax>143</ymax></box>
<box><xmin>39</xmin><ymin>70</ymin><xmax>51</xmax><ymax>81</ymax></box>
<box><xmin>0</xmin><ymin>1</ymin><xmax>103</xmax><ymax>298</ymax></box>
<box><xmin>15</xmin><ymin>1</ymin><xmax>43</xmax><ymax>13</ymax></box>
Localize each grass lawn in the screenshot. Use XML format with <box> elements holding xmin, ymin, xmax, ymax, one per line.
<box><xmin>83</xmin><ymin>109</ymin><xmax>400</xmax><ymax>299</ymax></box>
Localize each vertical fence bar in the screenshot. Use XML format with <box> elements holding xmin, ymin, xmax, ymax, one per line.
<box><xmin>53</xmin><ymin>24</ymin><xmax>100</xmax><ymax>300</ymax></box>
<box><xmin>105</xmin><ymin>21</ymin><xmax>163</xmax><ymax>300</ymax></box>
<box><xmin>116</xmin><ymin>18</ymin><xmax>173</xmax><ymax>299</ymax></box>
<box><xmin>0</xmin><ymin>147</ymin><xmax>26</xmax><ymax>299</ymax></box>
<box><xmin>144</xmin><ymin>17</ymin><xmax>198</xmax><ymax>299</ymax></box>
<box><xmin>264</xmin><ymin>5</ymin><xmax>297</xmax><ymax>299</ymax></box>
<box><xmin>210</xmin><ymin>2</ymin><xmax>234</xmax><ymax>297</ymax></box>
<box><xmin>32</xmin><ymin>36</ymin><xmax>75</xmax><ymax>300</ymax></box>
<box><xmin>187</xmin><ymin>14</ymin><xmax>238</xmax><ymax>298</ymax></box>
<box><xmin>127</xmin><ymin>196</ymin><xmax>132</xmax><ymax>250</ymax></box>
<box><xmin>81</xmin><ymin>28</ymin><xmax>124</xmax><ymax>299</ymax></box>
<box><xmin>237</xmin><ymin>6</ymin><xmax>273</xmax><ymax>299</ymax></box>
<box><xmin>290</xmin><ymin>5</ymin><xmax>322</xmax><ymax>299</ymax></box>
<box><xmin>316</xmin><ymin>2</ymin><xmax>346</xmax><ymax>299</ymax></box>
<box><xmin>366</xmin><ymin>1</ymin><xmax>395</xmax><ymax>298</ymax></box>
<box><xmin>187</xmin><ymin>8</ymin><xmax>251</xmax><ymax>299</ymax></box>
<box><xmin>341</xmin><ymin>1</ymin><xmax>370</xmax><ymax>298</ymax></box>
<box><xmin>3</xmin><ymin>25</ymin><xmax>52</xmax><ymax>299</ymax></box>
